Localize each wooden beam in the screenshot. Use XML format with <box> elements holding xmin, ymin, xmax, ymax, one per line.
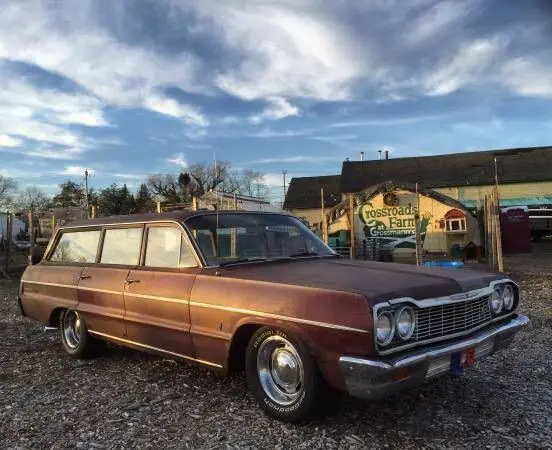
<box><xmin>348</xmin><ymin>193</ymin><xmax>355</xmax><ymax>259</ymax></box>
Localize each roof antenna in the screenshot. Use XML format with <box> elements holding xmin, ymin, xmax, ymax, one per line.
<box><xmin>214</xmin><ymin>150</ymin><xmax>219</xmax><ymax>260</ymax></box>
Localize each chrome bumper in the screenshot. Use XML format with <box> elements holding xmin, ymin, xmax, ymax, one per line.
<box><xmin>339</xmin><ymin>314</ymin><xmax>529</xmax><ymax>400</ymax></box>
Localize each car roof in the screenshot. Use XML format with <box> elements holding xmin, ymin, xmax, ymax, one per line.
<box><xmin>60</xmin><ymin>210</ymin><xmax>289</xmax><ymax>229</ymax></box>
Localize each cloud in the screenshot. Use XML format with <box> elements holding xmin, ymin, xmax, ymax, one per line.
<box><xmin>144</xmin><ymin>94</ymin><xmax>208</xmax><ymax>127</ymax></box>
<box><xmin>246</xmin><ymin>128</ymin><xmax>313</xmax><ymax>138</ymax></box>
<box><xmin>0</xmin><ymin>134</ymin><xmax>22</xmax><ymax>148</ymax></box>
<box><xmin>249</xmin><ymin>97</ymin><xmax>300</xmax><ymax>123</ymax></box>
<box><xmin>404</xmin><ymin>0</ymin><xmax>474</xmax><ymax>45</ymax></box>
<box><xmin>500</xmin><ymin>55</ymin><xmax>552</xmax><ymax>98</ymax></box>
<box><xmin>60</xmin><ymin>166</ymin><xmax>94</xmax><ymax>176</ymax></box>
<box><xmin>420</xmin><ymin>37</ymin><xmax>508</xmax><ymax>96</ymax></box>
<box><xmin>167</xmin><ymin>153</ymin><xmax>188</xmax><ymax>168</ymax></box>
<box><xmin>251</xmin><ymin>155</ymin><xmax>344</xmax><ymax>164</ymax></box>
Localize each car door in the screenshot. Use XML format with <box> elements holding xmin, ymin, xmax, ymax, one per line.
<box><xmin>123</xmin><ymin>223</ymin><xmax>199</xmax><ymax>359</ymax></box>
<box><xmin>20</xmin><ymin>228</ymin><xmax>98</xmax><ymax>323</ymax></box>
<box><xmin>77</xmin><ymin>225</ymin><xmax>143</xmax><ymax>340</ymax></box>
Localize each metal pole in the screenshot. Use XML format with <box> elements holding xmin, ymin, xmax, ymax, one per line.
<box><xmin>282</xmin><ymin>170</ymin><xmax>287</xmax><ymax>208</ymax></box>
<box><xmin>84</xmin><ymin>169</ymin><xmax>90</xmax><ymax>218</ymax></box>
<box><xmin>320</xmin><ymin>187</ymin><xmax>328</xmax><ymax>244</ymax></box>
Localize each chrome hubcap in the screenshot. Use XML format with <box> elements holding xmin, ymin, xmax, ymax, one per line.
<box><xmin>257</xmin><ymin>335</ymin><xmax>304</xmax><ymax>406</ymax></box>
<box><xmin>63</xmin><ymin>311</ymin><xmax>81</xmax><ymax>349</ymax></box>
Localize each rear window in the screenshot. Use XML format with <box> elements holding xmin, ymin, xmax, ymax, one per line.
<box><xmin>50</xmin><ymin>230</ymin><xmax>101</xmax><ymax>263</ymax></box>
<box><xmin>100</xmin><ymin>227</ymin><xmax>142</xmax><ymax>265</ymax></box>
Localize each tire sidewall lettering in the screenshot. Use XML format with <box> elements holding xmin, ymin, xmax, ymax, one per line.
<box><xmin>253</xmin><ymin>328</ymin><xmax>288</xmax><ymax>349</ymax></box>
<box><xmin>263</xmin><ymin>390</ymin><xmax>306</xmax><ymax>414</ymax></box>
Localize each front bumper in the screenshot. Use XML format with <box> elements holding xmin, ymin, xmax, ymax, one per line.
<box><xmin>339</xmin><ymin>314</ymin><xmax>529</xmax><ymax>400</ymax></box>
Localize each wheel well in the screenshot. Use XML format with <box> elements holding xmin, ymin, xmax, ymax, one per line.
<box><xmin>228</xmin><ymin>324</ymin><xmax>262</xmax><ymax>373</ymax></box>
<box><xmin>49</xmin><ymin>308</ymin><xmax>65</xmax><ymax>327</ymax></box>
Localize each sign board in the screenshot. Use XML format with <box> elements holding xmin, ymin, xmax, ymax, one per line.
<box><xmin>358</xmin><ymin>200</ymin><xmax>431</xmax><ymax>249</ymax></box>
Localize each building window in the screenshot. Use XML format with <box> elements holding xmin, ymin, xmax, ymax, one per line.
<box><xmin>446</xmin><ymin>218</ymin><xmax>466</xmax><ymax>232</ymax></box>
<box><xmin>444</xmin><ymin>209</ymin><xmax>467</xmax><ymax>233</ymax></box>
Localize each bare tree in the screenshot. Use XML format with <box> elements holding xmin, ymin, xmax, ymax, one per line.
<box><xmin>16</xmin><ymin>187</ymin><xmax>52</xmax><ymax>214</ymax></box>
<box><xmin>237</xmin><ymin>169</ymin><xmax>268</xmax><ymax>198</ymax></box>
<box><xmin>146</xmin><ymin>174</ymin><xmax>183</xmax><ymax>203</ymax></box>
<box><xmin>0</xmin><ymin>175</ymin><xmax>17</xmax><ymax>211</ymax></box>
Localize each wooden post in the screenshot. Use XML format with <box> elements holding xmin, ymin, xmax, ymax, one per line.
<box><xmin>320</xmin><ymin>188</ymin><xmax>328</xmax><ymax>244</ymax></box>
<box><xmin>91</xmin><ymin>206</ymin><xmax>97</xmax><ymax>219</ymax></box>
<box><xmin>192</xmin><ymin>197</ymin><xmax>198</xmax><ymax>211</ymax></box>
<box><xmin>28</xmin><ymin>211</ymin><xmax>35</xmax><ymax>264</ymax></box>
<box><xmin>51</xmin><ymin>215</ymin><xmax>56</xmax><ymax>236</ymax></box>
<box><xmin>494</xmin><ymin>188</ymin><xmax>504</xmax><ymax>272</ymax></box>
<box><xmin>5</xmin><ymin>213</ymin><xmax>12</xmax><ymax>274</ymax></box>
<box><xmin>156</xmin><ymin>201</ymin><xmax>162</xmax><ymax>214</ymax></box>
<box><xmin>414</xmin><ymin>183</ymin><xmax>422</xmax><ymax>266</ymax></box>
<box><xmin>233</xmin><ymin>193</ymin><xmax>238</xmax><ymax>211</ymax></box>
<box><xmin>348</xmin><ymin>193</ymin><xmax>355</xmax><ymax>259</ymax></box>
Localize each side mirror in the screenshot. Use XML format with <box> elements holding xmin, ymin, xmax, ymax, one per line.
<box><xmin>29</xmin><ymin>253</ymin><xmax>42</xmax><ymax>265</ymax></box>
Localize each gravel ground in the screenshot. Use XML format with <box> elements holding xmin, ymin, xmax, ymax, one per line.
<box><xmin>1</xmin><ymin>244</ymin><xmax>551</xmax><ymax>449</ymax></box>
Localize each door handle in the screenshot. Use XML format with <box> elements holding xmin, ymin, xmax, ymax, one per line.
<box><xmin>78</xmin><ymin>275</ymin><xmax>92</xmax><ymax>280</ymax></box>
<box><xmin>124</xmin><ymin>279</ymin><xmax>140</xmax><ymax>285</ymax></box>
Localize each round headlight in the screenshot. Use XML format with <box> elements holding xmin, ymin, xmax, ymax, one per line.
<box><xmin>395</xmin><ymin>306</ymin><xmax>416</xmax><ymax>340</ymax></box>
<box><xmin>502</xmin><ymin>284</ymin><xmax>515</xmax><ymax>311</ymax></box>
<box><xmin>490</xmin><ymin>287</ymin><xmax>503</xmax><ymax>314</ymax></box>
<box><xmin>376</xmin><ymin>311</ymin><xmax>395</xmax><ymax>346</ymax></box>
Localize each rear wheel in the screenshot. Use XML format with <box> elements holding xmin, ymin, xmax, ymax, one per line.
<box><xmin>60</xmin><ymin>310</ymin><xmax>104</xmax><ymax>358</ymax></box>
<box><xmin>245</xmin><ymin>327</ymin><xmax>334</xmax><ymax>422</ymax></box>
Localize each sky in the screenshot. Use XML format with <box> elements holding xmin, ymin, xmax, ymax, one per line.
<box><xmin>1</xmin><ymin>0</ymin><xmax>552</xmax><ymax>204</ymax></box>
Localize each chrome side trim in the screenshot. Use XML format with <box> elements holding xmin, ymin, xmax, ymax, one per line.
<box><xmin>124</xmin><ymin>292</ymin><xmax>188</xmax><ymax>305</ymax></box>
<box><xmin>87</xmin><ymin>330</ymin><xmax>222</xmax><ymax>368</ymax></box>
<box><xmin>22</xmin><ymin>280</ymin><xmax>77</xmax><ymax>289</ymax></box>
<box><xmin>189</xmin><ymin>301</ymin><xmax>369</xmax><ymax>334</ymax></box>
<box><xmin>22</xmin><ymin>280</ymin><xmax>368</xmax><ymax>334</ymax></box>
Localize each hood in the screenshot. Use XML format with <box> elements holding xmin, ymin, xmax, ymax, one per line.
<box><xmin>219</xmin><ymin>257</ymin><xmax>504</xmax><ymax>305</ymax></box>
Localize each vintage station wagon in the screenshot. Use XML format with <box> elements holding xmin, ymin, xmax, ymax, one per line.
<box><xmin>18</xmin><ymin>211</ymin><xmax>528</xmax><ymax>421</ymax></box>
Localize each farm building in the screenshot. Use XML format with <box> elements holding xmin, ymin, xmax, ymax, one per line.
<box><xmin>284</xmin><ymin>145</ymin><xmax>552</xmax><ymax>256</ymax></box>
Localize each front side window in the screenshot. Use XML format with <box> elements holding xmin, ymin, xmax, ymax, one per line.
<box><xmin>100</xmin><ymin>227</ymin><xmax>142</xmax><ymax>265</ymax></box>
<box><xmin>185</xmin><ymin>213</ymin><xmax>336</xmax><ymax>266</ymax></box>
<box><xmin>50</xmin><ymin>230</ymin><xmax>101</xmax><ymax>263</ymax></box>
<box><xmin>144</xmin><ymin>226</ymin><xmax>197</xmax><ymax>268</ymax></box>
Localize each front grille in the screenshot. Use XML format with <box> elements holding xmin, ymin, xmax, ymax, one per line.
<box><xmin>415</xmin><ymin>295</ymin><xmax>492</xmax><ymax>341</ymax></box>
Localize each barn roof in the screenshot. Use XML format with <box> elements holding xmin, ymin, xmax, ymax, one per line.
<box><xmin>341</xmin><ymin>146</ymin><xmax>552</xmax><ymax>193</ymax></box>
<box><xmin>283</xmin><ymin>175</ymin><xmax>342</xmax><ymax>209</ymax></box>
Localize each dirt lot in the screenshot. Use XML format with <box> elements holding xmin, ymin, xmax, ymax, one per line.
<box><xmin>1</xmin><ymin>244</ymin><xmax>551</xmax><ymax>449</ymax></box>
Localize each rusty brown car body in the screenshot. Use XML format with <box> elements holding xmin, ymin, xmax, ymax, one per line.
<box><xmin>18</xmin><ymin>211</ymin><xmax>528</xmax><ymax>421</ymax></box>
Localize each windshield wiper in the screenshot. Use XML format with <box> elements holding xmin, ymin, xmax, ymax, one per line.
<box><xmin>287</xmin><ymin>251</ymin><xmax>319</xmax><ymax>258</ymax></box>
<box><xmin>219</xmin><ymin>257</ymin><xmax>268</xmax><ymax>266</ymax></box>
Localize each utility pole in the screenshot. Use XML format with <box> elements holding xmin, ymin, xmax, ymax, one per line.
<box><xmin>282</xmin><ymin>170</ymin><xmax>287</xmax><ymax>208</ymax></box>
<box><xmin>84</xmin><ymin>169</ymin><xmax>90</xmax><ymax>218</ymax></box>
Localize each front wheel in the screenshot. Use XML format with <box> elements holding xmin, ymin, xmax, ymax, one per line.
<box><xmin>245</xmin><ymin>327</ymin><xmax>332</xmax><ymax>422</ymax></box>
<box><xmin>60</xmin><ymin>309</ymin><xmax>104</xmax><ymax>358</ymax></box>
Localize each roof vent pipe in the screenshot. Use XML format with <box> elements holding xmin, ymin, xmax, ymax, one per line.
<box><xmin>385</xmin><ymin>150</ymin><xmax>389</xmax><ymax>160</ymax></box>
<box><xmin>378</xmin><ymin>150</ymin><xmax>382</xmax><ymax>160</ymax></box>
<box><xmin>360</xmin><ymin>151</ymin><xmax>364</xmax><ymax>161</ymax></box>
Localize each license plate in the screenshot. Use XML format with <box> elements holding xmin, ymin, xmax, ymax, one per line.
<box><xmin>450</xmin><ymin>348</ymin><xmax>476</xmax><ymax>375</ymax></box>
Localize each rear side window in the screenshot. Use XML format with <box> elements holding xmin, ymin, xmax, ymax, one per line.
<box><xmin>50</xmin><ymin>230</ymin><xmax>101</xmax><ymax>263</ymax></box>
<box><xmin>100</xmin><ymin>227</ymin><xmax>142</xmax><ymax>265</ymax></box>
<box><xmin>144</xmin><ymin>227</ymin><xmax>197</xmax><ymax>268</ymax></box>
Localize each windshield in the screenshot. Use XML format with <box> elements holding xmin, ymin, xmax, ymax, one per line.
<box><xmin>184</xmin><ymin>213</ymin><xmax>336</xmax><ymax>266</ymax></box>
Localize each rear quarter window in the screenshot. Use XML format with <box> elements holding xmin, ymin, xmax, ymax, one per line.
<box><xmin>49</xmin><ymin>230</ymin><xmax>101</xmax><ymax>263</ymax></box>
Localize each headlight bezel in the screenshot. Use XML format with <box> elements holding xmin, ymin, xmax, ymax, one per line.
<box><xmin>502</xmin><ymin>284</ymin><xmax>516</xmax><ymax>311</ymax></box>
<box><xmin>375</xmin><ymin>311</ymin><xmax>395</xmax><ymax>346</ymax></box>
<box><xmin>394</xmin><ymin>306</ymin><xmax>416</xmax><ymax>341</ymax></box>
<box><xmin>490</xmin><ymin>287</ymin><xmax>504</xmax><ymax>314</ymax></box>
